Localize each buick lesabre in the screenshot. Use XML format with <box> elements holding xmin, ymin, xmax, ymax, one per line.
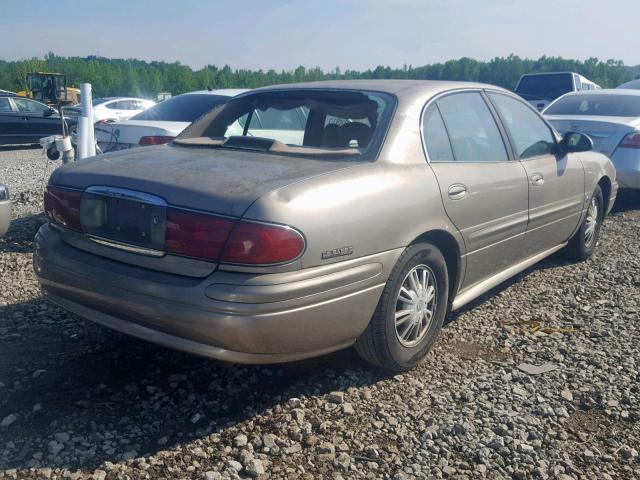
<box><xmin>34</xmin><ymin>80</ymin><xmax>617</xmax><ymax>371</ymax></box>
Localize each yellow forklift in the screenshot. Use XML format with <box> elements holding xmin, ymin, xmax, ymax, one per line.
<box><xmin>17</xmin><ymin>72</ymin><xmax>80</xmax><ymax>106</ymax></box>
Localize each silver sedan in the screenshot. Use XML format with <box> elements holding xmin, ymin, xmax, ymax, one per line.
<box><xmin>35</xmin><ymin>80</ymin><xmax>617</xmax><ymax>371</ymax></box>
<box><xmin>544</xmin><ymin>89</ymin><xmax>640</xmax><ymax>190</ymax></box>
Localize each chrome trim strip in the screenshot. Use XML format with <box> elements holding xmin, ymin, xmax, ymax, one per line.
<box><xmin>87</xmin><ymin>235</ymin><xmax>165</xmax><ymax>257</ymax></box>
<box><xmin>84</xmin><ymin>186</ymin><xmax>167</xmax><ymax>206</ymax></box>
<box><xmin>451</xmin><ymin>243</ymin><xmax>566</xmax><ymax>311</ymax></box>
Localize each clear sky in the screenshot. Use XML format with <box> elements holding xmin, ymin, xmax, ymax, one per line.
<box><xmin>1</xmin><ymin>0</ymin><xmax>638</xmax><ymax>70</ymax></box>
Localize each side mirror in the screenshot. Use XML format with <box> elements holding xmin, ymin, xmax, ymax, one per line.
<box><xmin>560</xmin><ymin>131</ymin><xmax>593</xmax><ymax>153</ymax></box>
<box><xmin>43</xmin><ymin>108</ymin><xmax>55</xmax><ymax>117</ymax></box>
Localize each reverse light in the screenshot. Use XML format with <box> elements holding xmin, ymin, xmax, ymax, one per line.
<box><xmin>139</xmin><ymin>136</ymin><xmax>175</xmax><ymax>146</ymax></box>
<box><xmin>220</xmin><ymin>221</ymin><xmax>305</xmax><ymax>265</ymax></box>
<box><xmin>44</xmin><ymin>186</ymin><xmax>82</xmax><ymax>231</ymax></box>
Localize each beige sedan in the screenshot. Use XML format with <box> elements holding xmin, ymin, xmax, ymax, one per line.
<box><xmin>35</xmin><ymin>80</ymin><xmax>617</xmax><ymax>371</ymax></box>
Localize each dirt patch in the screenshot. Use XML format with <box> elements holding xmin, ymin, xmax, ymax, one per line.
<box><xmin>445</xmin><ymin>340</ymin><xmax>509</xmax><ymax>363</ymax></box>
<box><xmin>566</xmin><ymin>409</ymin><xmax>610</xmax><ymax>435</ymax></box>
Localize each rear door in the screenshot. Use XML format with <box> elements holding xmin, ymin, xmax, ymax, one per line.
<box><xmin>487</xmin><ymin>92</ymin><xmax>584</xmax><ymax>255</ymax></box>
<box><xmin>423</xmin><ymin>91</ymin><xmax>529</xmax><ymax>289</ymax></box>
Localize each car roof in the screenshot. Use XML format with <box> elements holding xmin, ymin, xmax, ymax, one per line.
<box><xmin>520</xmin><ymin>71</ymin><xmax>577</xmax><ymax>76</ymax></box>
<box><xmin>557</xmin><ymin>88</ymin><xmax>640</xmax><ymax>97</ymax></box>
<box><xmin>247</xmin><ymin>79</ymin><xmax>508</xmax><ymax>101</ymax></box>
<box><xmin>181</xmin><ymin>89</ymin><xmax>249</xmax><ymax>97</ymax></box>
<box><xmin>617</xmin><ymin>79</ymin><xmax>640</xmax><ymax>89</ymax></box>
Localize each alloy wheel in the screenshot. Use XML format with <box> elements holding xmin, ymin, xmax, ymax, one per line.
<box><xmin>394</xmin><ymin>264</ymin><xmax>437</xmax><ymax>347</ymax></box>
<box><xmin>584</xmin><ymin>197</ymin><xmax>598</xmax><ymax>248</ymax></box>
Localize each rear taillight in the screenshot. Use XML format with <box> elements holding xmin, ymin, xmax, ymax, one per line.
<box><xmin>139</xmin><ymin>136</ymin><xmax>174</xmax><ymax>146</ymax></box>
<box><xmin>164</xmin><ymin>208</ymin><xmax>305</xmax><ymax>265</ymax></box>
<box><xmin>619</xmin><ymin>132</ymin><xmax>640</xmax><ymax>149</ymax></box>
<box><xmin>165</xmin><ymin>208</ymin><xmax>235</xmax><ymax>261</ymax></box>
<box><xmin>44</xmin><ymin>186</ymin><xmax>305</xmax><ymax>266</ymax></box>
<box><xmin>220</xmin><ymin>221</ymin><xmax>305</xmax><ymax>265</ymax></box>
<box><xmin>44</xmin><ymin>186</ymin><xmax>82</xmax><ymax>231</ymax></box>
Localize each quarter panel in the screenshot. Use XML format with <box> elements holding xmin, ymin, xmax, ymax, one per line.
<box><xmin>242</xmin><ymin>162</ymin><xmax>462</xmax><ymax>271</ymax></box>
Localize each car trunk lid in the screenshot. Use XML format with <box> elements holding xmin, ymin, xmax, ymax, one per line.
<box><xmin>546</xmin><ymin>115</ymin><xmax>640</xmax><ymax>156</ymax></box>
<box><xmin>96</xmin><ymin>120</ymin><xmax>189</xmax><ymax>148</ymax></box>
<box><xmin>51</xmin><ymin>143</ymin><xmax>355</xmax><ymax>217</ymax></box>
<box><xmin>48</xmin><ymin>144</ymin><xmax>356</xmax><ymax>275</ymax></box>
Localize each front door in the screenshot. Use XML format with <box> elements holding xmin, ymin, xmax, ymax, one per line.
<box><xmin>486</xmin><ymin>92</ymin><xmax>584</xmax><ymax>255</ymax></box>
<box><xmin>423</xmin><ymin>92</ymin><xmax>529</xmax><ymax>290</ymax></box>
<box><xmin>11</xmin><ymin>97</ymin><xmax>62</xmax><ymax>141</ymax></box>
<box><xmin>0</xmin><ymin>97</ymin><xmax>21</xmax><ymax>144</ymax></box>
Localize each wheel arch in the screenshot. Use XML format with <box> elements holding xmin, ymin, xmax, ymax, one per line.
<box><xmin>409</xmin><ymin>229</ymin><xmax>463</xmax><ymax>303</ymax></box>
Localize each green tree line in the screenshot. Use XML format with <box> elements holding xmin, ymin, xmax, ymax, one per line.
<box><xmin>0</xmin><ymin>52</ymin><xmax>636</xmax><ymax>99</ymax></box>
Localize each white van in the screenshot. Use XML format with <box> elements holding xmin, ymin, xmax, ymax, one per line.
<box><xmin>515</xmin><ymin>72</ymin><xmax>600</xmax><ymax>111</ymax></box>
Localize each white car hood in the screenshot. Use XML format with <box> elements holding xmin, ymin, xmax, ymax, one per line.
<box><xmin>96</xmin><ymin>120</ymin><xmax>190</xmax><ymax>145</ymax></box>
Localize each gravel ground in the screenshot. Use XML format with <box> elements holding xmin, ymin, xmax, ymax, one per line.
<box><xmin>0</xmin><ymin>148</ymin><xmax>639</xmax><ymax>480</ymax></box>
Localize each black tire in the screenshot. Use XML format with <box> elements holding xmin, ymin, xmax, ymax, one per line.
<box><xmin>565</xmin><ymin>185</ymin><xmax>604</xmax><ymax>261</ymax></box>
<box><xmin>355</xmin><ymin>242</ymin><xmax>449</xmax><ymax>371</ymax></box>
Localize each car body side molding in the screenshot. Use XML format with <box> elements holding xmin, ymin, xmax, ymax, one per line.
<box><xmin>451</xmin><ymin>242</ymin><xmax>567</xmax><ymax>310</ymax></box>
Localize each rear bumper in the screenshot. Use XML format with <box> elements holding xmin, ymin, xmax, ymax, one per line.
<box><xmin>611</xmin><ymin>149</ymin><xmax>640</xmax><ymax>190</ymax></box>
<box><xmin>34</xmin><ymin>224</ymin><xmax>397</xmax><ymax>363</ymax></box>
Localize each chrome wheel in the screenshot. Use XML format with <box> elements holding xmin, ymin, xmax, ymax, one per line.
<box><xmin>395</xmin><ymin>265</ymin><xmax>437</xmax><ymax>347</ymax></box>
<box><xmin>584</xmin><ymin>197</ymin><xmax>599</xmax><ymax>248</ymax></box>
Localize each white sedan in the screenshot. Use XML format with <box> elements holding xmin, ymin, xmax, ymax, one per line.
<box><xmin>544</xmin><ymin>89</ymin><xmax>640</xmax><ymax>190</ymax></box>
<box><xmin>66</xmin><ymin>97</ymin><xmax>155</xmax><ymax>124</ymax></box>
<box><xmin>96</xmin><ymin>89</ymin><xmax>247</xmax><ymax>151</ymax></box>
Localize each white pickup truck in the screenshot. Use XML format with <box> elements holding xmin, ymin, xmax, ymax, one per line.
<box><xmin>515</xmin><ymin>72</ymin><xmax>600</xmax><ymax>111</ymax></box>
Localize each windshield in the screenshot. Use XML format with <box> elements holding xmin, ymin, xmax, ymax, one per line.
<box><xmin>92</xmin><ymin>98</ymin><xmax>108</xmax><ymax>105</ymax></box>
<box><xmin>131</xmin><ymin>94</ymin><xmax>231</xmax><ymax>122</ymax></box>
<box><xmin>545</xmin><ymin>94</ymin><xmax>640</xmax><ymax>117</ymax></box>
<box><xmin>516</xmin><ymin>74</ymin><xmax>574</xmax><ymax>101</ymax></box>
<box><xmin>177</xmin><ymin>89</ymin><xmax>395</xmax><ymax>159</ymax></box>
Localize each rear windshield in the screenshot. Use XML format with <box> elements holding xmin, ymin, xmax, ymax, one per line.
<box><xmin>545</xmin><ymin>94</ymin><xmax>640</xmax><ymax>117</ymax></box>
<box><xmin>516</xmin><ymin>74</ymin><xmax>574</xmax><ymax>101</ymax></box>
<box><xmin>131</xmin><ymin>94</ymin><xmax>231</xmax><ymax>122</ymax></box>
<box><xmin>177</xmin><ymin>89</ymin><xmax>395</xmax><ymax>160</ymax></box>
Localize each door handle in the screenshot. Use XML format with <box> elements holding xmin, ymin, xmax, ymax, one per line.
<box><xmin>448</xmin><ymin>184</ymin><xmax>467</xmax><ymax>200</ymax></box>
<box><xmin>530</xmin><ymin>173</ymin><xmax>544</xmax><ymax>186</ymax></box>
<box><xmin>22</xmin><ymin>116</ymin><xmax>30</xmax><ymax>121</ymax></box>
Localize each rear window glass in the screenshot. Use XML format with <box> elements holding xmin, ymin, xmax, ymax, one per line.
<box><xmin>544</xmin><ymin>94</ymin><xmax>640</xmax><ymax>117</ymax></box>
<box><xmin>178</xmin><ymin>90</ymin><xmax>395</xmax><ymax>159</ymax></box>
<box><xmin>131</xmin><ymin>94</ymin><xmax>230</xmax><ymax>122</ymax></box>
<box><xmin>515</xmin><ymin>74</ymin><xmax>574</xmax><ymax>101</ymax></box>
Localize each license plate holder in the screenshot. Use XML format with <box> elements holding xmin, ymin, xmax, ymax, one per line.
<box><xmin>80</xmin><ymin>187</ymin><xmax>166</xmax><ymax>251</ymax></box>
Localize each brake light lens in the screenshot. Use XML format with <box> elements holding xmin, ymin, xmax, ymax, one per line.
<box><xmin>44</xmin><ymin>186</ymin><xmax>82</xmax><ymax>231</ymax></box>
<box><xmin>165</xmin><ymin>208</ymin><xmax>235</xmax><ymax>261</ymax></box>
<box><xmin>139</xmin><ymin>136</ymin><xmax>174</xmax><ymax>146</ymax></box>
<box><xmin>221</xmin><ymin>221</ymin><xmax>305</xmax><ymax>265</ymax></box>
<box><xmin>619</xmin><ymin>132</ymin><xmax>640</xmax><ymax>149</ymax></box>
